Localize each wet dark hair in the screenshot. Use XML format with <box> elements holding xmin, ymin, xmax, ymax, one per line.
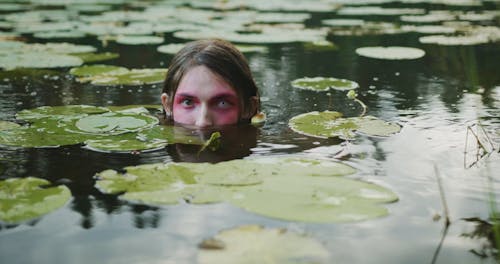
<box><xmin>162</xmin><ymin>39</ymin><xmax>260</xmax><ymax>122</ymax></box>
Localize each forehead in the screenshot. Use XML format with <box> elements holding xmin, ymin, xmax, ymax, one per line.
<box><xmin>176</xmin><ymin>65</ymin><xmax>236</xmax><ymax>96</ymax></box>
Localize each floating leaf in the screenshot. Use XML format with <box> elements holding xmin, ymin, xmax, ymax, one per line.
<box><xmin>419</xmin><ymin>34</ymin><xmax>490</xmax><ymax>46</ymax></box>
<box><xmin>93</xmin><ymin>156</ymin><xmax>399</xmax><ymax>223</ymax></box>
<box><xmin>69</xmin><ymin>64</ymin><xmax>128</xmax><ymax>77</ymax></box>
<box><xmin>0</xmin><ymin>52</ymin><xmax>83</xmax><ymax>70</ymax></box>
<box><xmin>0</xmin><ymin>177</ymin><xmax>71</xmax><ymax>223</ymax></box>
<box><xmin>291</xmin><ymin>77</ymin><xmax>358</xmax><ymax>92</ymax></box>
<box><xmin>303</xmin><ymin>40</ymin><xmax>338</xmax><ymax>51</ymax></box>
<box><xmin>115</xmin><ymin>35</ymin><xmax>164</xmax><ymax>45</ymax></box>
<box><xmin>355</xmin><ymin>46</ymin><xmax>425</xmax><ymax>60</ymax></box>
<box><xmin>73</xmin><ymin>112</ymin><xmax>159</xmax><ymax>135</ymax></box>
<box><xmin>71</xmin><ymin>52</ymin><xmax>119</xmax><ymax>63</ymax></box>
<box><xmin>289</xmin><ymin>111</ymin><xmax>401</xmax><ymax>139</ymax></box>
<box><xmin>33</xmin><ymin>31</ymin><xmax>87</xmax><ymax>39</ymax></box>
<box><xmin>0</xmin><ymin>121</ymin><xmax>20</xmax><ymax>131</ymax></box>
<box><xmin>198</xmin><ymin>225</ymin><xmax>330</xmax><ymax>264</ymax></box>
<box><xmin>77</xmin><ymin>68</ymin><xmax>167</xmax><ymax>86</ymax></box>
<box><xmin>16</xmin><ymin>105</ymin><xmax>109</xmax><ymax>121</ymax></box>
<box><xmin>157</xmin><ymin>43</ymin><xmax>185</xmax><ymax>54</ymax></box>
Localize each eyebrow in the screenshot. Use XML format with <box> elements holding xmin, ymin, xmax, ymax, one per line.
<box><xmin>174</xmin><ymin>93</ymin><xmax>238</xmax><ymax>100</ymax></box>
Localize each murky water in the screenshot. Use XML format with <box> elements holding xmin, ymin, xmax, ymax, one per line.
<box><xmin>1</xmin><ymin>2</ymin><xmax>499</xmax><ymax>264</ymax></box>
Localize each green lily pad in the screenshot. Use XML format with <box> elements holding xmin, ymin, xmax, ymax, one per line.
<box><xmin>418</xmin><ymin>34</ymin><xmax>490</xmax><ymax>46</ymax></box>
<box><xmin>73</xmin><ymin>112</ymin><xmax>159</xmax><ymax>135</ymax></box>
<box><xmin>137</xmin><ymin>125</ymin><xmax>205</xmax><ymax>145</ymax></box>
<box><xmin>289</xmin><ymin>111</ymin><xmax>401</xmax><ymax>139</ymax></box>
<box><xmin>71</xmin><ymin>52</ymin><xmax>119</xmax><ymax>63</ymax></box>
<box><xmin>33</xmin><ymin>30</ymin><xmax>86</xmax><ymax>39</ymax></box>
<box><xmin>0</xmin><ymin>177</ymin><xmax>71</xmax><ymax>223</ymax></box>
<box><xmin>157</xmin><ymin>43</ymin><xmax>185</xmax><ymax>54</ymax></box>
<box><xmin>198</xmin><ymin>225</ymin><xmax>330</xmax><ymax>264</ymax></box>
<box><xmin>76</xmin><ymin>68</ymin><xmax>167</xmax><ymax>86</ymax></box>
<box><xmin>115</xmin><ymin>35</ymin><xmax>164</xmax><ymax>45</ymax></box>
<box><xmin>0</xmin><ymin>52</ymin><xmax>83</xmax><ymax>70</ymax></box>
<box><xmin>84</xmin><ymin>135</ymin><xmax>168</xmax><ymax>153</ymax></box>
<box><xmin>22</xmin><ymin>42</ymin><xmax>96</xmax><ymax>54</ymax></box>
<box><xmin>291</xmin><ymin>77</ymin><xmax>358</xmax><ymax>92</ymax></box>
<box><xmin>355</xmin><ymin>46</ymin><xmax>425</xmax><ymax>60</ymax></box>
<box><xmin>69</xmin><ymin>64</ymin><xmax>128</xmax><ymax>77</ymax></box>
<box><xmin>0</xmin><ymin>121</ymin><xmax>20</xmax><ymax>131</ymax></box>
<box><xmin>93</xmin><ymin>156</ymin><xmax>399</xmax><ymax>223</ymax></box>
<box><xmin>16</xmin><ymin>105</ymin><xmax>109</xmax><ymax>121</ymax></box>
<box><xmin>303</xmin><ymin>40</ymin><xmax>338</xmax><ymax>51</ymax></box>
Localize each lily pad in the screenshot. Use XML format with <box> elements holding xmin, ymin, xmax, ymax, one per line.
<box><xmin>84</xmin><ymin>136</ymin><xmax>168</xmax><ymax>153</ymax></box>
<box><xmin>16</xmin><ymin>105</ymin><xmax>109</xmax><ymax>121</ymax></box>
<box><xmin>198</xmin><ymin>225</ymin><xmax>330</xmax><ymax>264</ymax></box>
<box><xmin>71</xmin><ymin>52</ymin><xmax>119</xmax><ymax>63</ymax></box>
<box><xmin>355</xmin><ymin>46</ymin><xmax>425</xmax><ymax>60</ymax></box>
<box><xmin>0</xmin><ymin>177</ymin><xmax>71</xmax><ymax>223</ymax></box>
<box><xmin>289</xmin><ymin>111</ymin><xmax>401</xmax><ymax>139</ymax></box>
<box><xmin>115</xmin><ymin>35</ymin><xmax>164</xmax><ymax>45</ymax></box>
<box><xmin>73</xmin><ymin>112</ymin><xmax>159</xmax><ymax>135</ymax></box>
<box><xmin>0</xmin><ymin>52</ymin><xmax>83</xmax><ymax>70</ymax></box>
<box><xmin>291</xmin><ymin>77</ymin><xmax>358</xmax><ymax>92</ymax></box>
<box><xmin>94</xmin><ymin>156</ymin><xmax>399</xmax><ymax>223</ymax></box>
<box><xmin>0</xmin><ymin>121</ymin><xmax>20</xmax><ymax>131</ymax></box>
<box><xmin>33</xmin><ymin>31</ymin><xmax>87</xmax><ymax>39</ymax></box>
<box><xmin>157</xmin><ymin>43</ymin><xmax>185</xmax><ymax>54</ymax></box>
<box><xmin>69</xmin><ymin>65</ymin><xmax>128</xmax><ymax>77</ymax></box>
<box><xmin>418</xmin><ymin>34</ymin><xmax>490</xmax><ymax>46</ymax></box>
<box><xmin>76</xmin><ymin>68</ymin><xmax>167</xmax><ymax>86</ymax></box>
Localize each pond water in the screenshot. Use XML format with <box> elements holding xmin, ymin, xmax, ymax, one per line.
<box><xmin>0</xmin><ymin>1</ymin><xmax>499</xmax><ymax>263</ymax></box>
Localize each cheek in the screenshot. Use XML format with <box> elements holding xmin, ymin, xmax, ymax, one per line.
<box><xmin>212</xmin><ymin>108</ymin><xmax>239</xmax><ymax>125</ymax></box>
<box><xmin>172</xmin><ymin>103</ymin><xmax>196</xmax><ymax>124</ymax></box>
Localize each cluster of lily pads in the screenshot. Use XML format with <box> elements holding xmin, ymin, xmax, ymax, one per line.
<box><xmin>95</xmin><ymin>156</ymin><xmax>398</xmax><ymax>223</ymax></box>
<box><xmin>0</xmin><ymin>105</ymin><xmax>203</xmax><ymax>152</ymax></box>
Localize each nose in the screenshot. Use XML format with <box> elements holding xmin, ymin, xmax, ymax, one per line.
<box><xmin>195</xmin><ymin>104</ymin><xmax>213</xmax><ymax>127</ymax></box>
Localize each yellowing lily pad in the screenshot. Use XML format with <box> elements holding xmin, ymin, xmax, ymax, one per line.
<box><xmin>198</xmin><ymin>225</ymin><xmax>330</xmax><ymax>264</ymax></box>
<box><xmin>0</xmin><ymin>177</ymin><xmax>71</xmax><ymax>223</ymax></box>
<box><xmin>71</xmin><ymin>52</ymin><xmax>119</xmax><ymax>63</ymax></box>
<box><xmin>355</xmin><ymin>46</ymin><xmax>425</xmax><ymax>60</ymax></box>
<box><xmin>289</xmin><ymin>111</ymin><xmax>401</xmax><ymax>139</ymax></box>
<box><xmin>76</xmin><ymin>68</ymin><xmax>167</xmax><ymax>86</ymax></box>
<box><xmin>69</xmin><ymin>64</ymin><xmax>128</xmax><ymax>77</ymax></box>
<box><xmin>291</xmin><ymin>77</ymin><xmax>359</xmax><ymax>92</ymax></box>
<box><xmin>95</xmin><ymin>156</ymin><xmax>397</xmax><ymax>223</ymax></box>
<box><xmin>0</xmin><ymin>120</ymin><xmax>20</xmax><ymax>130</ymax></box>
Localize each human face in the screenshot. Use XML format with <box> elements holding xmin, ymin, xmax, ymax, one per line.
<box><xmin>171</xmin><ymin>65</ymin><xmax>240</xmax><ymax>127</ymax></box>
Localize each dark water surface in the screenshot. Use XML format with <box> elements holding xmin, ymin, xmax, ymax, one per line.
<box><xmin>1</xmin><ymin>2</ymin><xmax>499</xmax><ymax>264</ymax></box>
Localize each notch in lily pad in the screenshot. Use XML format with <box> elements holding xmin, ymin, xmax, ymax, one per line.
<box><xmin>289</xmin><ymin>111</ymin><xmax>401</xmax><ymax>139</ymax></box>
<box><xmin>291</xmin><ymin>77</ymin><xmax>359</xmax><ymax>92</ymax></box>
<box><xmin>0</xmin><ymin>177</ymin><xmax>71</xmax><ymax>223</ymax></box>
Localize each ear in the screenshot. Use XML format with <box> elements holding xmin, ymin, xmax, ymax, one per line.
<box><xmin>243</xmin><ymin>96</ymin><xmax>260</xmax><ymax>119</ymax></box>
<box><xmin>161</xmin><ymin>93</ymin><xmax>172</xmax><ymax>117</ymax></box>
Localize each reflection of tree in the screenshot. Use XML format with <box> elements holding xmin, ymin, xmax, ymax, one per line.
<box><xmin>131</xmin><ymin>204</ymin><xmax>160</xmax><ymax>229</ymax></box>
<box><xmin>462</xmin><ymin>217</ymin><xmax>499</xmax><ymax>261</ymax></box>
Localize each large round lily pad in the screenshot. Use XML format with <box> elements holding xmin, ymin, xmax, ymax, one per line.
<box><xmin>198</xmin><ymin>225</ymin><xmax>330</xmax><ymax>264</ymax></box>
<box><xmin>291</xmin><ymin>77</ymin><xmax>359</xmax><ymax>92</ymax></box>
<box><xmin>69</xmin><ymin>64</ymin><xmax>128</xmax><ymax>77</ymax></box>
<box><xmin>115</xmin><ymin>35</ymin><xmax>164</xmax><ymax>45</ymax></box>
<box><xmin>73</xmin><ymin>112</ymin><xmax>159</xmax><ymax>135</ymax></box>
<box><xmin>4</xmin><ymin>105</ymin><xmax>201</xmax><ymax>151</ymax></box>
<box><xmin>0</xmin><ymin>177</ymin><xmax>71</xmax><ymax>223</ymax></box>
<box><xmin>95</xmin><ymin>156</ymin><xmax>398</xmax><ymax>223</ymax></box>
<box><xmin>0</xmin><ymin>52</ymin><xmax>83</xmax><ymax>70</ymax></box>
<box><xmin>355</xmin><ymin>46</ymin><xmax>425</xmax><ymax>60</ymax></box>
<box><xmin>289</xmin><ymin>111</ymin><xmax>401</xmax><ymax>139</ymax></box>
<box><xmin>76</xmin><ymin>68</ymin><xmax>167</xmax><ymax>86</ymax></box>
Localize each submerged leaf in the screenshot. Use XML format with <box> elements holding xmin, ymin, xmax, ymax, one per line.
<box><xmin>289</xmin><ymin>111</ymin><xmax>401</xmax><ymax>139</ymax></box>
<box><xmin>198</xmin><ymin>225</ymin><xmax>330</xmax><ymax>264</ymax></box>
<box><xmin>0</xmin><ymin>177</ymin><xmax>71</xmax><ymax>223</ymax></box>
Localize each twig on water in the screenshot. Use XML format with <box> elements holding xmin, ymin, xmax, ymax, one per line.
<box><xmin>431</xmin><ymin>164</ymin><xmax>451</xmax><ymax>264</ymax></box>
<box><xmin>464</xmin><ymin>123</ymin><xmax>497</xmax><ymax>168</ymax></box>
<box><xmin>347</xmin><ymin>90</ymin><xmax>367</xmax><ymax>117</ymax></box>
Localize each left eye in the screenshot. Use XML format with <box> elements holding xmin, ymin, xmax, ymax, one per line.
<box><xmin>216</xmin><ymin>100</ymin><xmax>232</xmax><ymax>109</ymax></box>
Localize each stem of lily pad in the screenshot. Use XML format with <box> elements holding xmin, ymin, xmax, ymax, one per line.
<box><xmin>346</xmin><ymin>90</ymin><xmax>367</xmax><ymax>117</ymax></box>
